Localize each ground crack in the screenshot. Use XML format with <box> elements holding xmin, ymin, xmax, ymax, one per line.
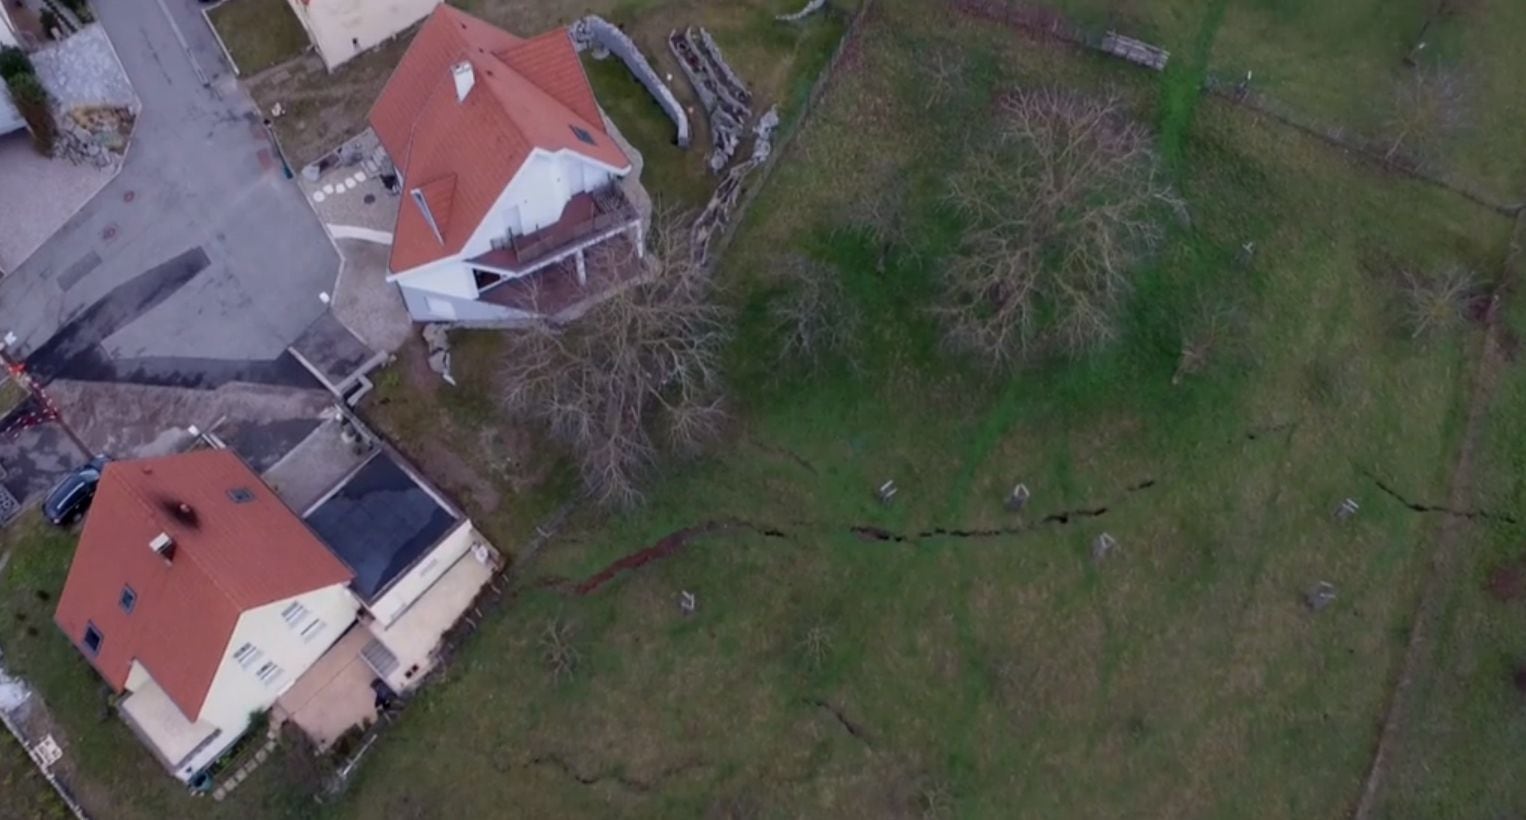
<box><xmin>805</xmin><ymin>698</ymin><xmax>872</xmax><ymax>745</ymax></box>
<box><xmin>527</xmin><ymin>753</ymin><xmax>703</xmax><ymax>793</ymax></box>
<box><xmin>1369</xmin><ymin>476</ymin><xmax>1517</xmax><ymax>523</ymax></box>
<box><xmin>849</xmin><ymin>479</ymin><xmax>1154</xmax><ymax>541</ymax></box>
<box><xmin>539</xmin><ymin>520</ymin><xmax>790</xmax><ymax>595</ymax></box>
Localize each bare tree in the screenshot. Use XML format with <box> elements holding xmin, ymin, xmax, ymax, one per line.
<box><xmin>1173</xmin><ymin>292</ymin><xmax>1244</xmax><ymax>385</ymax></box>
<box><xmin>797</xmin><ymin>623</ymin><xmax>833</xmax><ymax>669</ymax></box>
<box><xmin>540</xmin><ymin>618</ymin><xmax>580</xmax><ymax>684</ymax></box>
<box><xmin>1383</xmin><ymin>63</ymin><xmax>1467</xmax><ymax>166</ymax></box>
<box><xmin>500</xmin><ymin>208</ymin><xmax>731</xmax><ymax>507</ymax></box>
<box><xmin>921</xmin><ymin>47</ymin><xmax>966</xmax><ymax>111</ymax></box>
<box><xmin>1400</xmin><ymin>265</ymin><xmax>1476</xmax><ymax>338</ymax></box>
<box><xmin>768</xmin><ymin>253</ymin><xmax>861</xmax><ymax>371</ymax></box>
<box><xmin>936</xmin><ymin>89</ymin><xmax>1178</xmax><ymax>366</ymax></box>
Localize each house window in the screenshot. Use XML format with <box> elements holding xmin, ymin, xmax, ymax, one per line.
<box><xmin>227</xmin><ymin>487</ymin><xmax>255</xmax><ymax>504</ymax></box>
<box><xmin>255</xmin><ymin>661</ymin><xmax>284</xmax><ymax>686</ymax></box>
<box><xmin>569</xmin><ymin>125</ymin><xmax>596</xmax><ymax>146</ymax></box>
<box><xmin>299</xmin><ymin>619</ymin><xmax>326</xmax><ymax>644</ymax></box>
<box><xmin>281</xmin><ymin>601</ymin><xmax>310</xmax><ymax>627</ymax></box>
<box><xmin>119</xmin><ymin>585</ymin><xmax>136</xmax><ymax>614</ymax></box>
<box><xmin>82</xmin><ymin>623</ymin><xmax>103</xmax><ymax>656</ymax></box>
<box><xmin>424</xmin><ymin>296</ymin><xmax>458</xmax><ymax>320</ymax></box>
<box><xmin>473</xmin><ymin>268</ymin><xmax>506</xmax><ymax>292</ymax></box>
<box><xmin>232</xmin><ymin>642</ymin><xmax>263</xmax><ymax>669</ymax></box>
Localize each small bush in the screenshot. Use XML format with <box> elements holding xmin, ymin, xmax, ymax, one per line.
<box><xmin>0</xmin><ymin>47</ymin><xmax>33</xmax><ymax>81</ymax></box>
<box><xmin>5</xmin><ymin>73</ymin><xmax>57</xmax><ymax>156</ymax></box>
<box><xmin>1401</xmin><ymin>266</ymin><xmax>1476</xmax><ymax>339</ymax></box>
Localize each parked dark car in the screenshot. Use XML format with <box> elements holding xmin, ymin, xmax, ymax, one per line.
<box><xmin>42</xmin><ymin>455</ymin><xmax>110</xmax><ymax>526</ymax></box>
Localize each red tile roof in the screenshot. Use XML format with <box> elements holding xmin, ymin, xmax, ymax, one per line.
<box><xmin>53</xmin><ymin>450</ymin><xmax>354</xmax><ymax>722</ymax></box>
<box><xmin>369</xmin><ymin>6</ymin><xmax>630</xmax><ymax>274</ymax></box>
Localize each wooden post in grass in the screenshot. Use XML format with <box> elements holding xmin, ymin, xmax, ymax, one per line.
<box><xmin>1092</xmin><ymin>533</ymin><xmax>1117</xmax><ymax>563</ymax></box>
<box><xmin>1006</xmin><ymin>483</ymin><xmax>1030</xmax><ymax>512</ymax></box>
<box><xmin>1305</xmin><ymin>581</ymin><xmax>1337</xmax><ymax>612</ymax></box>
<box><xmin>1335</xmin><ymin>498</ymin><xmax>1360</xmax><ymax>521</ymax></box>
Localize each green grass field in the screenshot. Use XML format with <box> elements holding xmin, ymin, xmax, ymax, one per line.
<box><xmin>206</xmin><ymin>0</ymin><xmax>311</xmax><ymax>76</ymax></box>
<box><xmin>1372</xmin><ymin>219</ymin><xmax>1526</xmax><ymax>819</ymax></box>
<box><xmin>4</xmin><ymin>0</ymin><xmax>1522</xmax><ymax>816</ymax></box>
<box><xmin>329</xmin><ymin>1</ymin><xmax>1522</xmax><ymax>817</ymax></box>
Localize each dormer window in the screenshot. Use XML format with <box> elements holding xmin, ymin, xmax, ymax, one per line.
<box><xmin>119</xmin><ymin>585</ymin><xmax>136</xmax><ymax>614</ymax></box>
<box><xmin>569</xmin><ymin>125</ymin><xmax>596</xmax><ymax>146</ymax></box>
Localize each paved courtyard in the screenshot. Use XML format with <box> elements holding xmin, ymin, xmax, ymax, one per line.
<box><xmin>0</xmin><ymin>0</ymin><xmax>340</xmax><ymax>376</ymax></box>
<box><xmin>0</xmin><ymin>133</ymin><xmax>114</xmax><ymax>275</ymax></box>
<box><xmin>0</xmin><ymin>0</ymin><xmax>395</xmax><ymax>505</ymax></box>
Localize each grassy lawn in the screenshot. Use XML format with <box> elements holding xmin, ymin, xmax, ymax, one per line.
<box><xmin>0</xmin><ymin>376</ymin><xmax>29</xmax><ymax>418</ymax></box>
<box><xmin>326</xmin><ymin>1</ymin><xmax>1519</xmax><ymax>817</ymax></box>
<box><xmin>3</xmin><ymin>1</ymin><xmax>1518</xmax><ymax>817</ymax></box>
<box><xmin>1372</xmin><ymin>219</ymin><xmax>1526</xmax><ymax>819</ymax></box>
<box><xmin>364</xmin><ymin>332</ymin><xmax>577</xmax><ymax>555</ymax></box>
<box><xmin>584</xmin><ymin>56</ymin><xmax>713</xmax><ymax>210</ymax></box>
<box><xmin>207</xmin><ymin>0</ymin><xmax>311</xmax><ymax>76</ymax></box>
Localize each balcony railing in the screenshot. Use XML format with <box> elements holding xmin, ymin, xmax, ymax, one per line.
<box><xmin>476</xmin><ymin>186</ymin><xmax>637</xmax><ymax>275</ymax></box>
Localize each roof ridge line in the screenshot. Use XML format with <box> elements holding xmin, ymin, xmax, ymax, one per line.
<box><xmin>117</xmin><ymin>458</ymin><xmax>244</xmax><ymax>611</ymax></box>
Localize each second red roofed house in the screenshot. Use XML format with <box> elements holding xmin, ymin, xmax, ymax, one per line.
<box><xmin>369</xmin><ymin>5</ymin><xmax>647</xmax><ymax>324</ymax></box>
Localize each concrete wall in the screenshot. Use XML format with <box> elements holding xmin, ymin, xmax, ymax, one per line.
<box><xmin>195</xmin><ymin>583</ymin><xmax>360</xmax><ymax>736</ymax></box>
<box><xmin>398</xmin><ymin>282</ymin><xmax>524</xmax><ymax>322</ymax></box>
<box><xmin>286</xmin><ymin>0</ymin><xmax>440</xmax><ymax>70</ymax></box>
<box><xmin>395</xmin><ymin>257</ymin><xmax>477</xmax><ymax>300</ymax></box>
<box><xmin>368</xmin><ymin>520</ymin><xmax>475</xmax><ymax>626</ymax></box>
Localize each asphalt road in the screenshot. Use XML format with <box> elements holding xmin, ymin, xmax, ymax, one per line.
<box><xmin>0</xmin><ymin>0</ymin><xmax>339</xmax><ymax>382</ymax></box>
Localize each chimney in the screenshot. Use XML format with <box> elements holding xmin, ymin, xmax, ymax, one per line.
<box><xmin>452</xmin><ymin>61</ymin><xmax>475</xmax><ymax>102</ymax></box>
<box><xmin>149</xmin><ymin>532</ymin><xmax>175</xmax><ymax>562</ymax></box>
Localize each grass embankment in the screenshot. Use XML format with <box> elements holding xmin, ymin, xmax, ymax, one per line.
<box><xmin>334</xmin><ymin>0</ymin><xmax>1516</xmax><ymax>816</ymax></box>
<box><xmin>1372</xmin><ymin>218</ymin><xmax>1526</xmax><ymax>818</ymax></box>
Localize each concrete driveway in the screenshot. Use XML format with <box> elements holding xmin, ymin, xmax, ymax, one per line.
<box><xmin>0</xmin><ymin>0</ymin><xmax>340</xmax><ymax>380</ymax></box>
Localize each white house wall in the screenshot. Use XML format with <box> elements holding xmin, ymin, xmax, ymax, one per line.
<box><xmin>394</xmin><ymin>256</ymin><xmax>477</xmax><ymax>300</ymax></box>
<box><xmin>398</xmin><ymin>283</ymin><xmax>520</xmax><ymax>323</ymax></box>
<box><xmin>392</xmin><ymin>148</ymin><xmax>622</xmax><ymax>292</ymax></box>
<box><xmin>285</xmin><ymin>0</ymin><xmax>440</xmax><ymax>70</ymax></box>
<box><xmin>464</xmin><ymin>150</ymin><xmax>619</xmax><ymax>258</ymax></box>
<box><xmin>367</xmin><ymin>520</ymin><xmax>477</xmax><ymax>627</ymax></box>
<box><xmin>195</xmin><ymin>583</ymin><xmax>360</xmax><ymax>736</ymax></box>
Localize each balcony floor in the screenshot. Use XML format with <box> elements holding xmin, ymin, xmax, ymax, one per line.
<box><xmin>478</xmin><ymin>234</ymin><xmax>642</xmax><ymax>319</ymax></box>
<box><xmin>470</xmin><ymin>190</ymin><xmax>635</xmax><ymax>276</ymax></box>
